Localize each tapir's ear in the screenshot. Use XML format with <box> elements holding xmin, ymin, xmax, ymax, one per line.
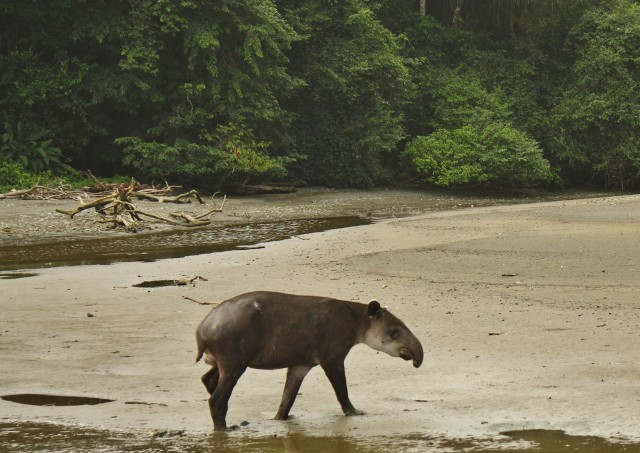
<box><xmin>367</xmin><ymin>300</ymin><xmax>382</xmax><ymax>319</ymax></box>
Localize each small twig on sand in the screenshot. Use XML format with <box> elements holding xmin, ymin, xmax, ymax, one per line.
<box><xmin>182</xmin><ymin>296</ymin><xmax>218</xmax><ymax>306</ymax></box>
<box><xmin>175</xmin><ymin>276</ymin><xmax>208</xmax><ymax>286</ymax></box>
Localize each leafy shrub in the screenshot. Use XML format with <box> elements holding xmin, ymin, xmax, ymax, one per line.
<box><xmin>118</xmin><ymin>123</ymin><xmax>292</xmax><ymax>188</ymax></box>
<box><xmin>405</xmin><ymin>122</ymin><xmax>551</xmax><ymax>187</ymax></box>
<box><xmin>403</xmin><ymin>65</ymin><xmax>551</xmax><ymax>187</ymax></box>
<box><xmin>0</xmin><ymin>160</ymin><xmax>134</xmax><ymax>192</ymax></box>
<box><xmin>1</xmin><ymin>121</ymin><xmax>73</xmax><ymax>174</ymax></box>
<box><xmin>0</xmin><ymin>162</ymin><xmax>40</xmax><ymax>191</ymax></box>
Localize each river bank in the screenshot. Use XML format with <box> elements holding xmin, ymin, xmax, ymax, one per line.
<box><xmin>0</xmin><ymin>187</ymin><xmax>606</xmax><ymax>242</ymax></box>
<box><xmin>1</xmin><ymin>191</ymin><xmax>639</xmax><ymax>451</ymax></box>
<box><xmin>0</xmin><ymin>188</ymin><xmax>606</xmax><ymax>268</ymax></box>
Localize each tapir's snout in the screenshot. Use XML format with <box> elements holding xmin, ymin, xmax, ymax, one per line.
<box><xmin>412</xmin><ymin>346</ymin><xmax>424</xmax><ymax>368</ymax></box>
<box><xmin>400</xmin><ymin>335</ymin><xmax>424</xmax><ymax>368</ymax></box>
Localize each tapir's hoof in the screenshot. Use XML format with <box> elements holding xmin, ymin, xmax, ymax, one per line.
<box><xmin>345</xmin><ymin>409</ymin><xmax>365</xmax><ymax>416</ymax></box>
<box><xmin>213</xmin><ymin>423</ymin><xmax>239</xmax><ymax>432</ymax></box>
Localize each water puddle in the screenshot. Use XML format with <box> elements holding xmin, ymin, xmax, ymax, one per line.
<box><xmin>132</xmin><ymin>275</ymin><xmax>207</xmax><ymax>288</ymax></box>
<box><xmin>1</xmin><ymin>394</ymin><xmax>114</xmax><ymax>406</ymax></box>
<box><xmin>0</xmin><ymin>271</ymin><xmax>38</xmax><ymax>279</ymax></box>
<box><xmin>0</xmin><ymin>216</ymin><xmax>368</xmax><ymax>270</ymax></box>
<box><xmin>501</xmin><ymin>429</ymin><xmax>636</xmax><ymax>452</ymax></box>
<box><xmin>0</xmin><ymin>423</ymin><xmax>636</xmax><ymax>452</ymax></box>
<box><xmin>132</xmin><ymin>279</ymin><xmax>185</xmax><ymax>288</ymax></box>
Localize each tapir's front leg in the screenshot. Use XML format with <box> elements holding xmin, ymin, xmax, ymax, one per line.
<box><xmin>322</xmin><ymin>362</ymin><xmax>364</xmax><ymax>416</ymax></box>
<box><xmin>274</xmin><ymin>364</ymin><xmax>314</xmax><ymax>420</ymax></box>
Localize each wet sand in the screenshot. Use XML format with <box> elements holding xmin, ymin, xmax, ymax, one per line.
<box><xmin>1</xmin><ymin>194</ymin><xmax>640</xmax><ymax>448</ymax></box>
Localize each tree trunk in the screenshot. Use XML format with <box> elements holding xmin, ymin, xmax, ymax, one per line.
<box><xmin>420</xmin><ymin>0</ymin><xmax>427</xmax><ymax>16</ymax></box>
<box><xmin>452</xmin><ymin>0</ymin><xmax>465</xmax><ymax>28</ymax></box>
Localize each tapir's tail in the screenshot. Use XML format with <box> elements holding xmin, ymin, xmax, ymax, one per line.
<box><xmin>195</xmin><ymin>332</ymin><xmax>205</xmax><ymax>364</ymax></box>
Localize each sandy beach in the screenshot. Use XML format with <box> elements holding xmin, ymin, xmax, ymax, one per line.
<box><xmin>1</xmin><ymin>193</ymin><xmax>639</xmax><ymax>448</ymax></box>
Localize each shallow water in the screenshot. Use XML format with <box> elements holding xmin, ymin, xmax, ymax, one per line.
<box><xmin>0</xmin><ymin>216</ymin><xmax>368</xmax><ymax>270</ymax></box>
<box><xmin>0</xmin><ymin>422</ymin><xmax>636</xmax><ymax>452</ymax></box>
<box><xmin>0</xmin><ymin>271</ymin><xmax>38</xmax><ymax>279</ymax></box>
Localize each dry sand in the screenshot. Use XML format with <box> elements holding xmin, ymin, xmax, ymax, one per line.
<box><xmin>1</xmin><ymin>194</ymin><xmax>639</xmax><ymax>445</ymax></box>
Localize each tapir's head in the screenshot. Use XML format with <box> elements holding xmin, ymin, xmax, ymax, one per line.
<box><xmin>363</xmin><ymin>300</ymin><xmax>424</xmax><ymax>368</ymax></box>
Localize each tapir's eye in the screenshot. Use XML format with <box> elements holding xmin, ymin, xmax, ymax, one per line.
<box><xmin>388</xmin><ymin>329</ymin><xmax>401</xmax><ymax>340</ymax></box>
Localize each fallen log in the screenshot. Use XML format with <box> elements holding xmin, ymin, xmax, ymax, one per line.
<box><xmin>169</xmin><ymin>212</ymin><xmax>210</xmax><ymax>226</ymax></box>
<box><xmin>56</xmin><ymin>193</ymin><xmax>125</xmax><ymax>218</ymax></box>
<box><xmin>0</xmin><ymin>184</ymin><xmax>77</xmax><ymax>200</ymax></box>
<box><xmin>134</xmin><ymin>189</ymin><xmax>205</xmax><ymax>204</ymax></box>
<box><xmin>225</xmin><ymin>182</ymin><xmax>298</xmax><ymax>195</ymax></box>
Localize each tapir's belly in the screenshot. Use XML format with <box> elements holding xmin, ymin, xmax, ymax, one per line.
<box><xmin>249</xmin><ymin>342</ymin><xmax>320</xmax><ymax>369</ymax></box>
<box><xmin>203</xmin><ymin>333</ymin><xmax>322</xmax><ymax>370</ymax></box>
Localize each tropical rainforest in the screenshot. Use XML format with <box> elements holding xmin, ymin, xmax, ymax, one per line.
<box><xmin>1</xmin><ymin>0</ymin><xmax>639</xmax><ymax>191</ymax></box>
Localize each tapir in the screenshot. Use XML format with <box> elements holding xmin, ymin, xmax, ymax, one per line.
<box><xmin>195</xmin><ymin>291</ymin><xmax>424</xmax><ymax>430</ymax></box>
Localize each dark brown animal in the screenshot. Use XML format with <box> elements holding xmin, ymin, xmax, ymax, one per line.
<box><xmin>195</xmin><ymin>291</ymin><xmax>424</xmax><ymax>430</ymax></box>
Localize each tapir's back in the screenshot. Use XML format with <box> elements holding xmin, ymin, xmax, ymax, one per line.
<box><xmin>196</xmin><ymin>291</ymin><xmax>361</xmax><ymax>369</ymax></box>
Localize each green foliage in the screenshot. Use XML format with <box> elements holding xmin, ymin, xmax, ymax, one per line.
<box><xmin>117</xmin><ymin>0</ymin><xmax>303</xmax><ymax>185</ymax></box>
<box><xmin>1</xmin><ymin>121</ymin><xmax>73</xmax><ymax>174</ymax></box>
<box><xmin>1</xmin><ymin>0</ymin><xmax>639</xmax><ymax>189</ymax></box>
<box><xmin>0</xmin><ymin>161</ymin><xmax>130</xmax><ymax>192</ymax></box>
<box><xmin>550</xmin><ymin>0</ymin><xmax>640</xmax><ymax>189</ymax></box>
<box><xmin>405</xmin><ymin>123</ymin><xmax>551</xmax><ymax>187</ymax></box>
<box><xmin>1</xmin><ymin>0</ymin><xmax>302</xmax><ymax>184</ymax></box>
<box><xmin>282</xmin><ymin>1</ymin><xmax>410</xmax><ymax>186</ymax></box>
<box><xmin>118</xmin><ymin>123</ymin><xmax>291</xmax><ymax>188</ymax></box>
<box><xmin>403</xmin><ymin>66</ymin><xmax>551</xmax><ymax>187</ymax></box>
<box><xmin>179</xmin><ymin>0</ymin><xmax>303</xmax><ymax>132</ymax></box>
<box><xmin>0</xmin><ymin>162</ymin><xmax>41</xmax><ymax>191</ymax></box>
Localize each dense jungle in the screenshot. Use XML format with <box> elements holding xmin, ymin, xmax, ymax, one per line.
<box><xmin>1</xmin><ymin>0</ymin><xmax>639</xmax><ymax>191</ymax></box>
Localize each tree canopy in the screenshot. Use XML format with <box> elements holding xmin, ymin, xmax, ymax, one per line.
<box><xmin>1</xmin><ymin>0</ymin><xmax>638</xmax><ymax>190</ymax></box>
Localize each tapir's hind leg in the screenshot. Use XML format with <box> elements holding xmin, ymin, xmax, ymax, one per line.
<box><xmin>274</xmin><ymin>364</ymin><xmax>314</xmax><ymax>420</ymax></box>
<box><xmin>201</xmin><ymin>366</ymin><xmax>220</xmax><ymax>395</ymax></box>
<box><xmin>209</xmin><ymin>365</ymin><xmax>247</xmax><ymax>431</ymax></box>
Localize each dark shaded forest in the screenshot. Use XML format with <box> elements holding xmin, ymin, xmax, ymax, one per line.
<box><xmin>1</xmin><ymin>0</ymin><xmax>639</xmax><ymax>191</ymax></box>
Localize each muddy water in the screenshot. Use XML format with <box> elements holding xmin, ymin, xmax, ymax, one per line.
<box><xmin>1</xmin><ymin>394</ymin><xmax>115</xmax><ymax>406</ymax></box>
<box><xmin>0</xmin><ymin>216</ymin><xmax>367</xmax><ymax>270</ymax></box>
<box><xmin>0</xmin><ymin>422</ymin><xmax>635</xmax><ymax>452</ymax></box>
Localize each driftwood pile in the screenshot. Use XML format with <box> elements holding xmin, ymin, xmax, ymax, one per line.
<box><xmin>52</xmin><ymin>179</ymin><xmax>226</xmax><ymax>231</ymax></box>
<box><xmin>0</xmin><ymin>177</ymin><xmax>226</xmax><ymax>231</ymax></box>
<box><xmin>0</xmin><ymin>180</ymin><xmax>179</xmax><ymax>201</ymax></box>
